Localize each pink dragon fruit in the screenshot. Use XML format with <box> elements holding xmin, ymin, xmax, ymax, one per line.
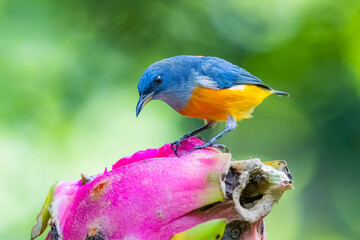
<box><xmin>31</xmin><ymin>137</ymin><xmax>293</xmax><ymax>240</ymax></box>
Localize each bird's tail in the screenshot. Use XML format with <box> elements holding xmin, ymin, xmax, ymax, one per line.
<box><xmin>271</xmin><ymin>89</ymin><xmax>289</xmax><ymax>97</ymax></box>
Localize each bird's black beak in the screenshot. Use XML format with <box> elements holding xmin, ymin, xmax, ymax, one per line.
<box><xmin>136</xmin><ymin>92</ymin><xmax>154</xmax><ymax>117</ymax></box>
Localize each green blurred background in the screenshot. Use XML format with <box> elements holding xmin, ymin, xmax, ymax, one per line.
<box><xmin>1</xmin><ymin>0</ymin><xmax>359</xmax><ymax>239</ymax></box>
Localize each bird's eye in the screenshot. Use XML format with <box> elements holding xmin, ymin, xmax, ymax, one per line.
<box><xmin>154</xmin><ymin>76</ymin><xmax>162</xmax><ymax>85</ymax></box>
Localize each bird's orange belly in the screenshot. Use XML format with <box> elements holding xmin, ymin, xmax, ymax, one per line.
<box><xmin>178</xmin><ymin>85</ymin><xmax>272</xmax><ymax>121</ymax></box>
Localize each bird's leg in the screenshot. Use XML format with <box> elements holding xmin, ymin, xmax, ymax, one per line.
<box><xmin>191</xmin><ymin>116</ymin><xmax>237</xmax><ymax>153</ymax></box>
<box><xmin>171</xmin><ymin>120</ymin><xmax>217</xmax><ymax>156</ymax></box>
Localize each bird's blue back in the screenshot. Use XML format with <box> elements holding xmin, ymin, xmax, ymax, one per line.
<box><xmin>194</xmin><ymin>56</ymin><xmax>268</xmax><ymax>89</ymax></box>
<box><xmin>138</xmin><ymin>55</ymin><xmax>269</xmax><ymax>93</ymax></box>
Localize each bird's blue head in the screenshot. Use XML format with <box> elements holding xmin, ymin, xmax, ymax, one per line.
<box><xmin>136</xmin><ymin>56</ymin><xmax>199</xmax><ymax>116</ymax></box>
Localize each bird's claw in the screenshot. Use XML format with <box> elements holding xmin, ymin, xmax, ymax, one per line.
<box><xmin>212</xmin><ymin>144</ymin><xmax>229</xmax><ymax>152</ymax></box>
<box><xmin>170</xmin><ymin>140</ymin><xmax>181</xmax><ymax>157</ymax></box>
<box><xmin>190</xmin><ymin>143</ymin><xmax>229</xmax><ymax>153</ymax></box>
<box><xmin>171</xmin><ymin>135</ymin><xmax>190</xmax><ymax>156</ymax></box>
<box><xmin>170</xmin><ymin>141</ymin><xmax>179</xmax><ymax>150</ymax></box>
<box><xmin>172</xmin><ymin>135</ymin><xmax>229</xmax><ymax>156</ymax></box>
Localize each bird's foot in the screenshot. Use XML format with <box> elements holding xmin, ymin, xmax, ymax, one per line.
<box><xmin>190</xmin><ymin>142</ymin><xmax>229</xmax><ymax>153</ymax></box>
<box><xmin>212</xmin><ymin>144</ymin><xmax>229</xmax><ymax>152</ymax></box>
<box><xmin>171</xmin><ymin>134</ymin><xmax>191</xmax><ymax>156</ymax></box>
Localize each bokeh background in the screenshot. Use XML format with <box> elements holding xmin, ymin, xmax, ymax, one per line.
<box><xmin>1</xmin><ymin>0</ymin><xmax>360</xmax><ymax>239</ymax></box>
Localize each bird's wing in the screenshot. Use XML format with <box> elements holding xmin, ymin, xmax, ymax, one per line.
<box><xmin>194</xmin><ymin>57</ymin><xmax>271</xmax><ymax>90</ymax></box>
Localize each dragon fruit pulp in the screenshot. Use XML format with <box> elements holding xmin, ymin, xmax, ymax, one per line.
<box><xmin>31</xmin><ymin>137</ymin><xmax>293</xmax><ymax>240</ymax></box>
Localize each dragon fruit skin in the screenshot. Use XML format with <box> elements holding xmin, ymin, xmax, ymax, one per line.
<box><xmin>32</xmin><ymin>137</ymin><xmax>292</xmax><ymax>240</ymax></box>
<box><xmin>33</xmin><ymin>138</ymin><xmax>232</xmax><ymax>239</ymax></box>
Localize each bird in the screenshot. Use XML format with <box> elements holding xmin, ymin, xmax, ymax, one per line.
<box><xmin>136</xmin><ymin>55</ymin><xmax>288</xmax><ymax>155</ymax></box>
